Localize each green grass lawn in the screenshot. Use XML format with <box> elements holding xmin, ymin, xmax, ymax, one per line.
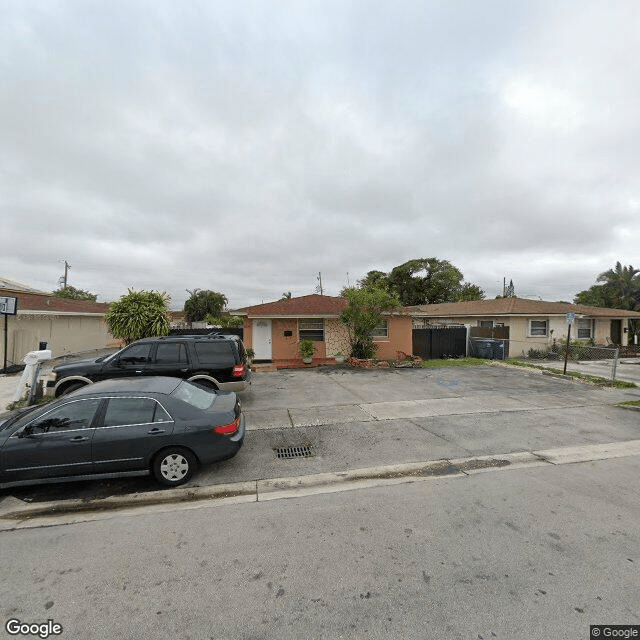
<box><xmin>421</xmin><ymin>357</ymin><xmax>488</xmax><ymax>368</ymax></box>
<box><xmin>617</xmin><ymin>400</ymin><xmax>640</xmax><ymax>407</ymax></box>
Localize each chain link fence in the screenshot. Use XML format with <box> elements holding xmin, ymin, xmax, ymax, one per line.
<box><xmin>524</xmin><ymin>342</ymin><xmax>618</xmax><ymax>361</ymax></box>
<box><xmin>469</xmin><ymin>338</ymin><xmax>510</xmax><ymax>360</ymax></box>
<box><xmin>510</xmin><ymin>340</ymin><xmax>621</xmax><ymax>382</ymax></box>
<box><xmin>469</xmin><ymin>338</ymin><xmax>623</xmax><ymax>382</ymax></box>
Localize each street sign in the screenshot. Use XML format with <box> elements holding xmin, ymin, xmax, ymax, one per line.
<box><xmin>0</xmin><ymin>296</ymin><xmax>18</xmax><ymax>315</ymax></box>
<box><xmin>565</xmin><ymin>311</ymin><xmax>576</xmax><ymax>324</ymax></box>
<box><xmin>1</xmin><ymin>296</ymin><xmax>18</xmax><ymax>371</ymax></box>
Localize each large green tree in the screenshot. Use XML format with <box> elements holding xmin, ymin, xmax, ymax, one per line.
<box><xmin>359</xmin><ymin>258</ymin><xmax>484</xmax><ymax>306</ymax></box>
<box><xmin>105</xmin><ymin>290</ymin><xmax>170</xmax><ymax>344</ymax></box>
<box><xmin>184</xmin><ymin>289</ymin><xmax>228</xmax><ymax>323</ymax></box>
<box><xmin>574</xmin><ymin>262</ymin><xmax>640</xmax><ymax>341</ymax></box>
<box><xmin>357</xmin><ymin>270</ymin><xmax>391</xmax><ymax>292</ymax></box>
<box><xmin>574</xmin><ymin>262</ymin><xmax>640</xmax><ymax>310</ymax></box>
<box><xmin>340</xmin><ymin>286</ymin><xmax>400</xmax><ymax>358</ymax></box>
<box><xmin>53</xmin><ymin>285</ymin><xmax>97</xmax><ymax>301</ymax></box>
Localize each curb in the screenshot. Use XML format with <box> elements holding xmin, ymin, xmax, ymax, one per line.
<box><xmin>3</xmin><ymin>440</ymin><xmax>640</xmax><ymax>530</ymax></box>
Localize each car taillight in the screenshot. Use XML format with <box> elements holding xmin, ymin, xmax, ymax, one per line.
<box><xmin>232</xmin><ymin>364</ymin><xmax>245</xmax><ymax>377</ymax></box>
<box><xmin>213</xmin><ymin>416</ymin><xmax>240</xmax><ymax>435</ymax></box>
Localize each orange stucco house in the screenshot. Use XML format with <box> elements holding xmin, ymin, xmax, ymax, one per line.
<box><xmin>234</xmin><ymin>294</ymin><xmax>412</xmax><ymax>364</ymax></box>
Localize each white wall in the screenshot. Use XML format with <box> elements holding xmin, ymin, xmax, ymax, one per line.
<box><xmin>2</xmin><ymin>313</ymin><xmax>117</xmax><ymax>366</ymax></box>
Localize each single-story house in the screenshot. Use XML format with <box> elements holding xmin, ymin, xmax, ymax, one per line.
<box><xmin>234</xmin><ymin>294</ymin><xmax>413</xmax><ymax>363</ymax></box>
<box><xmin>408</xmin><ymin>298</ymin><xmax>640</xmax><ymax>357</ymax></box>
<box><xmin>1</xmin><ymin>279</ymin><xmax>116</xmax><ymax>367</ymax></box>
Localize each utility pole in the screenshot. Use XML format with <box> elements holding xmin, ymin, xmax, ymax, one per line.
<box><xmin>316</xmin><ymin>272</ymin><xmax>324</xmax><ymax>295</ymax></box>
<box><xmin>58</xmin><ymin>260</ymin><xmax>71</xmax><ymax>288</ymax></box>
<box><xmin>563</xmin><ymin>321</ymin><xmax>572</xmax><ymax>375</ymax></box>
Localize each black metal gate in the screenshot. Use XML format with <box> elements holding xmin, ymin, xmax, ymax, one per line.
<box><xmin>412</xmin><ymin>326</ymin><xmax>467</xmax><ymax>359</ymax></box>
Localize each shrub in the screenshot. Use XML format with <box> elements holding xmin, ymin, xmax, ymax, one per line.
<box><xmin>105</xmin><ymin>289</ymin><xmax>170</xmax><ymax>344</ymax></box>
<box><xmin>298</xmin><ymin>340</ymin><xmax>315</xmax><ymax>359</ymax></box>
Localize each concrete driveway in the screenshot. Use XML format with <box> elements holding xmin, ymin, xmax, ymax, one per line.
<box><xmin>3</xmin><ymin>363</ymin><xmax>639</xmax><ymax>506</ymax></box>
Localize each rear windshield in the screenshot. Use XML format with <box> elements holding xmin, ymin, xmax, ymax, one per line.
<box><xmin>170</xmin><ymin>380</ymin><xmax>216</xmax><ymax>410</ymax></box>
<box><xmin>194</xmin><ymin>342</ymin><xmax>236</xmax><ymax>366</ymax></box>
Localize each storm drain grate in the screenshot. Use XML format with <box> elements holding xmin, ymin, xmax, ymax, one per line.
<box><xmin>274</xmin><ymin>445</ymin><xmax>314</xmax><ymax>460</ymax></box>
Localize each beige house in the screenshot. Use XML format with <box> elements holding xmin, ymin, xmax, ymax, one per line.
<box><xmin>408</xmin><ymin>298</ymin><xmax>640</xmax><ymax>358</ymax></box>
<box><xmin>1</xmin><ymin>281</ymin><xmax>116</xmax><ymax>367</ymax></box>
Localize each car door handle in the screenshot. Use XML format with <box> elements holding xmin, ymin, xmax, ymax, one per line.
<box><xmin>135</xmin><ymin>370</ymin><xmax>143</xmax><ymax>374</ymax></box>
<box><xmin>148</xmin><ymin>428</ymin><xmax>166</xmax><ymax>434</ymax></box>
<box><xmin>70</xmin><ymin>435</ymin><xmax>89</xmax><ymax>442</ymax></box>
<box><xmin>180</xmin><ymin>368</ymin><xmax>188</xmax><ymax>373</ymax></box>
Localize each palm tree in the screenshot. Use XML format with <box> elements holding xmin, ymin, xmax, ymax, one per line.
<box><xmin>596</xmin><ymin>262</ymin><xmax>640</xmax><ymax>310</ymax></box>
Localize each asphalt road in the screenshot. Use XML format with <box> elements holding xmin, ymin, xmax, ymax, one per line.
<box><xmin>0</xmin><ymin>454</ymin><xmax>638</xmax><ymax>640</ymax></box>
<box><xmin>2</xmin><ymin>364</ymin><xmax>639</xmax><ymax>505</ymax></box>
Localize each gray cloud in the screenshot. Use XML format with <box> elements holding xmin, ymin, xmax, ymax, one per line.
<box><xmin>2</xmin><ymin>0</ymin><xmax>639</xmax><ymax>309</ymax></box>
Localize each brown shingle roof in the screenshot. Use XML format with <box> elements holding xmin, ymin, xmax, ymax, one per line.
<box><xmin>0</xmin><ymin>290</ymin><xmax>110</xmax><ymax>315</ymax></box>
<box><xmin>235</xmin><ymin>294</ymin><xmax>348</xmax><ymax>317</ymax></box>
<box><xmin>408</xmin><ymin>298</ymin><xmax>640</xmax><ymax>318</ymax></box>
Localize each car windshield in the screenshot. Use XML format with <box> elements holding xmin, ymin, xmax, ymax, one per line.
<box><xmin>101</xmin><ymin>347</ymin><xmax>127</xmax><ymax>363</ymax></box>
<box><xmin>170</xmin><ymin>380</ymin><xmax>216</xmax><ymax>410</ymax></box>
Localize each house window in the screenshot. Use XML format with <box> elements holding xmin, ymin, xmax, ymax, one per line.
<box><xmin>299</xmin><ymin>320</ymin><xmax>324</xmax><ymax>341</ymax></box>
<box><xmin>370</xmin><ymin>320</ymin><xmax>389</xmax><ymax>339</ymax></box>
<box><xmin>576</xmin><ymin>319</ymin><xmax>592</xmax><ymax>339</ymax></box>
<box><xmin>479</xmin><ymin>320</ymin><xmax>494</xmax><ymax>328</ymax></box>
<box><xmin>529</xmin><ymin>320</ymin><xmax>548</xmax><ymax>337</ymax></box>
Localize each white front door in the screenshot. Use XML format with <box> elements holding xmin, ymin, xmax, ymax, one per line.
<box><xmin>252</xmin><ymin>319</ymin><xmax>272</xmax><ymax>360</ymax></box>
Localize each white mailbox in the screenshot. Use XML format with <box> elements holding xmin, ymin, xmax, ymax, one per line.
<box><xmin>13</xmin><ymin>350</ymin><xmax>53</xmax><ymax>403</ymax></box>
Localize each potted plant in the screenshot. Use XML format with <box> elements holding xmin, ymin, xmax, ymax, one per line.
<box><xmin>245</xmin><ymin>347</ymin><xmax>255</xmax><ymax>364</ymax></box>
<box><xmin>299</xmin><ymin>339</ymin><xmax>315</xmax><ymax>364</ymax></box>
<box><xmin>334</xmin><ymin>352</ymin><xmax>345</xmax><ymax>364</ymax></box>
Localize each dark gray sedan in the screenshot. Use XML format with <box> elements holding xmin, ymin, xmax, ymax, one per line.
<box><xmin>0</xmin><ymin>377</ymin><xmax>245</xmax><ymax>488</ymax></box>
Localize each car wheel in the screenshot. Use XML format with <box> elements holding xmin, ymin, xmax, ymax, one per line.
<box><xmin>57</xmin><ymin>381</ymin><xmax>86</xmax><ymax>397</ymax></box>
<box><xmin>153</xmin><ymin>448</ymin><xmax>197</xmax><ymax>487</ymax></box>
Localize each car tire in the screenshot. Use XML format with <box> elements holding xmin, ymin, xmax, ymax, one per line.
<box><xmin>153</xmin><ymin>448</ymin><xmax>197</xmax><ymax>487</ymax></box>
<box><xmin>57</xmin><ymin>381</ymin><xmax>86</xmax><ymax>397</ymax></box>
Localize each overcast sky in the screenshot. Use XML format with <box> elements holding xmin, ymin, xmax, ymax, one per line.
<box><xmin>1</xmin><ymin>1</ymin><xmax>638</xmax><ymax>310</ymax></box>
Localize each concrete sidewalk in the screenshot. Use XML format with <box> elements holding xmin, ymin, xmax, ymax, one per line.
<box><xmin>0</xmin><ymin>373</ymin><xmax>39</xmax><ymax>410</ymax></box>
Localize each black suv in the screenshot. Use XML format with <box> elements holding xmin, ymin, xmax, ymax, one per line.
<box><xmin>46</xmin><ymin>334</ymin><xmax>251</xmax><ymax>397</ymax></box>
